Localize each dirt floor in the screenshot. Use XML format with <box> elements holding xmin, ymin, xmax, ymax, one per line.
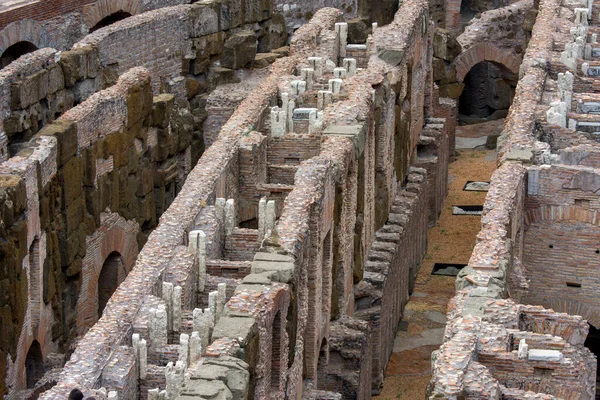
<box><xmin>373</xmin><ymin>121</ymin><xmax>501</xmax><ymax>400</ymax></box>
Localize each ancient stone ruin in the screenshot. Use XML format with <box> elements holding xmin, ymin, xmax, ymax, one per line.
<box><xmin>0</xmin><ymin>0</ymin><xmax>599</xmax><ymax>398</ymax></box>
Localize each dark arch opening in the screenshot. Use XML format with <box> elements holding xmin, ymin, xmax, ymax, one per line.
<box><xmin>25</xmin><ymin>340</ymin><xmax>44</xmax><ymax>389</ymax></box>
<box><xmin>90</xmin><ymin>11</ymin><xmax>132</xmax><ymax>33</ymax></box>
<box><xmin>316</xmin><ymin>338</ymin><xmax>329</xmax><ymax>389</ymax></box>
<box><xmin>98</xmin><ymin>251</ymin><xmax>125</xmax><ymax>319</ymax></box>
<box><xmin>0</xmin><ymin>41</ymin><xmax>38</xmax><ymax>69</ymax></box>
<box><xmin>458</xmin><ymin>61</ymin><xmax>516</xmax><ymax>125</ymax></box>
<box><xmin>584</xmin><ymin>324</ymin><xmax>600</xmax><ymax>399</ymax></box>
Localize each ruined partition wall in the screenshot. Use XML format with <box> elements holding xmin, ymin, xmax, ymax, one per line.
<box><xmin>0</xmin><ymin>67</ymin><xmax>194</xmax><ymax>396</ymax></box>
<box><xmin>428</xmin><ymin>0</ymin><xmax>600</xmax><ymax>395</ymax></box>
<box><xmin>0</xmin><ymin>0</ymin><xmax>289</xmax><ymax>395</ymax></box>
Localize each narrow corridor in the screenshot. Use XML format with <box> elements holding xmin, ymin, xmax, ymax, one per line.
<box><xmin>375</xmin><ymin>120</ymin><xmax>501</xmax><ymax>399</ymax></box>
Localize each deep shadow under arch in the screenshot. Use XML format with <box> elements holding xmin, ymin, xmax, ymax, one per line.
<box><xmin>0</xmin><ymin>41</ymin><xmax>38</xmax><ymax>68</ymax></box>
<box><xmin>25</xmin><ymin>340</ymin><xmax>44</xmax><ymax>389</ymax></box>
<box><xmin>98</xmin><ymin>251</ymin><xmax>126</xmax><ymax>318</ymax></box>
<box><xmin>89</xmin><ymin>11</ymin><xmax>132</xmax><ymax>33</ymax></box>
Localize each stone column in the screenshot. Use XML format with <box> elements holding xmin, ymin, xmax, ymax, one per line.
<box><xmin>165</xmin><ymin>361</ymin><xmax>185</xmax><ymax>400</ymax></box>
<box><xmin>132</xmin><ymin>333</ymin><xmax>147</xmax><ymax>379</ymax></box>
<box><xmin>162</xmin><ymin>282</ymin><xmax>174</xmax><ymax>332</ymax></box>
<box><xmin>150</xmin><ymin>305</ymin><xmax>168</xmax><ymax>348</ymax></box>
<box><xmin>308</xmin><ymin>57</ymin><xmax>324</xmax><ymax>78</ymax></box>
<box><xmin>216</xmin><ymin>283</ymin><xmax>226</xmax><ymax>322</ymax></box>
<box><xmin>343</xmin><ymin>58</ymin><xmax>357</xmax><ymax>75</ymax></box>
<box><xmin>179</xmin><ymin>333</ymin><xmax>189</xmax><ymax>366</ymax></box>
<box><xmin>301</xmin><ymin>68</ymin><xmax>314</xmax><ymax>90</ymax></box>
<box><xmin>558</xmin><ymin>71</ymin><xmax>574</xmax><ymax>111</ymax></box>
<box><xmin>328</xmin><ymin>79</ymin><xmax>342</xmax><ymax>94</ymax></box>
<box><xmin>271</xmin><ymin>106</ymin><xmax>287</xmax><ymax>137</ymax></box>
<box><xmin>173</xmin><ymin>286</ymin><xmax>182</xmax><ymax>332</ymax></box>
<box><xmin>333</xmin><ymin>67</ymin><xmax>347</xmax><ymax>79</ymax></box>
<box><xmin>318</xmin><ymin>91</ymin><xmax>333</xmax><ymax>110</ymax></box>
<box><xmin>258</xmin><ymin>197</ymin><xmax>267</xmax><ymax>241</ymax></box>
<box><xmin>193</xmin><ymin>308</ymin><xmax>214</xmax><ymax>350</ymax></box>
<box><xmin>190</xmin><ymin>331</ymin><xmax>202</xmax><ymax>363</ymax></box>
<box><xmin>189</xmin><ymin>230</ymin><xmax>207</xmax><ymax>292</ymax></box>
<box><xmin>287</xmin><ymin>99</ymin><xmax>295</xmax><ymax>133</ymax></box>
<box><xmin>291</xmin><ymin>80</ymin><xmax>306</xmax><ymax>95</ymax></box>
<box><xmin>335</xmin><ymin>23</ymin><xmax>348</xmax><ymax>58</ymax></box>
<box><xmin>225</xmin><ymin>199</ymin><xmax>236</xmax><ymax>235</ymax></box>
<box><xmin>265</xmin><ymin>200</ymin><xmax>276</xmax><ymax>237</ymax></box>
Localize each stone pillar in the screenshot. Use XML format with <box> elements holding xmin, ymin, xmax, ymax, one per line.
<box><xmin>225</xmin><ymin>199</ymin><xmax>236</xmax><ymax>235</ymax></box>
<box><xmin>575</xmin><ymin>8</ymin><xmax>589</xmax><ymax>25</ymax></box>
<box><xmin>271</xmin><ymin>106</ymin><xmax>287</xmax><ymax>137</ymax></box>
<box><xmin>308</xmin><ymin>110</ymin><xmax>323</xmax><ymax>135</ymax></box>
<box><xmin>329</xmin><ymin>79</ymin><xmax>342</xmax><ymax>94</ymax></box>
<box><xmin>215</xmin><ymin>197</ymin><xmax>226</xmax><ymax>223</ymax></box>
<box><xmin>318</xmin><ymin>90</ymin><xmax>333</xmax><ymax>110</ymax></box>
<box><xmin>287</xmin><ymin>99</ymin><xmax>295</xmax><ymax>133</ymax></box>
<box><xmin>216</xmin><ymin>283</ymin><xmax>226</xmax><ymax>322</ymax></box>
<box><xmin>209</xmin><ymin>291</ymin><xmax>218</xmax><ymax>323</ymax></box>
<box><xmin>165</xmin><ymin>361</ymin><xmax>185</xmax><ymax>400</ymax></box>
<box><xmin>258</xmin><ymin>197</ymin><xmax>267</xmax><ymax>241</ymax></box>
<box><xmin>546</xmin><ymin>101</ymin><xmax>567</xmax><ymax>127</ymax></box>
<box><xmin>193</xmin><ymin>308</ymin><xmax>214</xmax><ymax>350</ymax></box>
<box><xmin>179</xmin><ymin>333</ymin><xmax>189</xmax><ymax>366</ymax></box>
<box><xmin>343</xmin><ymin>58</ymin><xmax>357</xmax><ymax>76</ymax></box>
<box><xmin>173</xmin><ymin>286</ymin><xmax>182</xmax><ymax>331</ymax></box>
<box><xmin>190</xmin><ymin>331</ymin><xmax>202</xmax><ymax>364</ymax></box>
<box><xmin>162</xmin><ymin>282</ymin><xmax>174</xmax><ymax>331</ymax></box>
<box><xmin>558</xmin><ymin>71</ymin><xmax>574</xmax><ymax>111</ymax></box>
<box><xmin>132</xmin><ymin>333</ymin><xmax>148</xmax><ymax>379</ymax></box>
<box><xmin>281</xmin><ymin>92</ymin><xmax>290</xmax><ymax>116</ymax></box>
<box><xmin>333</xmin><ymin>67</ymin><xmax>347</xmax><ymax>79</ymax></box>
<box><xmin>518</xmin><ymin>339</ymin><xmax>529</xmax><ymax>359</ymax></box>
<box><xmin>301</xmin><ymin>68</ymin><xmax>314</xmax><ymax>90</ymax></box>
<box><xmin>189</xmin><ymin>230</ymin><xmax>207</xmax><ymax>292</ymax></box>
<box><xmin>308</xmin><ymin>57</ymin><xmax>324</xmax><ymax>78</ymax></box>
<box><xmin>265</xmin><ymin>200</ymin><xmax>276</xmax><ymax>237</ymax></box>
<box><xmin>335</xmin><ymin>22</ymin><xmax>348</xmax><ymax>58</ymax></box>
<box><xmin>150</xmin><ymin>305</ymin><xmax>168</xmax><ymax>348</ymax></box>
<box><xmin>291</xmin><ymin>80</ymin><xmax>306</xmax><ymax>95</ymax></box>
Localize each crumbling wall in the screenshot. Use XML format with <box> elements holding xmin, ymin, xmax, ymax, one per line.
<box><xmin>430</xmin><ymin>0</ymin><xmax>600</xmax><ymax>394</ymax></box>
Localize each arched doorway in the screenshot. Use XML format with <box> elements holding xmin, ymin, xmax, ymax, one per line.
<box><xmin>0</xmin><ymin>41</ymin><xmax>38</xmax><ymax>68</ymax></box>
<box><xmin>97</xmin><ymin>251</ymin><xmax>126</xmax><ymax>318</ymax></box>
<box><xmin>458</xmin><ymin>61</ymin><xmax>516</xmax><ymax>124</ymax></box>
<box><xmin>25</xmin><ymin>340</ymin><xmax>44</xmax><ymax>389</ymax></box>
<box><xmin>89</xmin><ymin>11</ymin><xmax>132</xmax><ymax>32</ymax></box>
<box><xmin>585</xmin><ymin>324</ymin><xmax>600</xmax><ymax>399</ymax></box>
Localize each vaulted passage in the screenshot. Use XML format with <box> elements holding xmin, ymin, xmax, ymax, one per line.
<box><xmin>89</xmin><ymin>11</ymin><xmax>132</xmax><ymax>32</ymax></box>
<box><xmin>0</xmin><ymin>41</ymin><xmax>38</xmax><ymax>68</ymax></box>
<box><xmin>98</xmin><ymin>252</ymin><xmax>126</xmax><ymax>319</ymax></box>
<box><xmin>25</xmin><ymin>340</ymin><xmax>43</xmax><ymax>389</ymax></box>
<box><xmin>458</xmin><ymin>61</ymin><xmax>516</xmax><ymax>124</ymax></box>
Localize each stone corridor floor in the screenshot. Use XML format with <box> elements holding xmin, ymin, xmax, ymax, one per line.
<box><xmin>374</xmin><ymin>121</ymin><xmax>501</xmax><ymax>399</ymax></box>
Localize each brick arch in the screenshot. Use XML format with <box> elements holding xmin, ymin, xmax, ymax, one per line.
<box><xmin>0</xmin><ymin>20</ymin><xmax>54</xmax><ymax>56</ymax></box>
<box><xmin>76</xmin><ymin>212</ymin><xmax>139</xmax><ymax>336</ymax></box>
<box><xmin>524</xmin><ymin>204</ymin><xmax>600</xmax><ymax>228</ymax></box>
<box><xmin>82</xmin><ymin>0</ymin><xmax>143</xmax><ymax>31</ymax></box>
<box><xmin>452</xmin><ymin>42</ymin><xmax>522</xmax><ymax>82</ymax></box>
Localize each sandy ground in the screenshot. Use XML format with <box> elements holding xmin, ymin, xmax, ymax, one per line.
<box><xmin>373</xmin><ymin>121</ymin><xmax>500</xmax><ymax>400</ymax></box>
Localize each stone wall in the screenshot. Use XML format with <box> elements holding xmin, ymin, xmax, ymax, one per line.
<box><xmin>0</xmin><ymin>0</ymin><xmax>189</xmax><ymax>57</ymax></box>
<box><xmin>429</xmin><ymin>0</ymin><xmax>600</xmax><ymax>394</ymax></box>
<box><xmin>0</xmin><ymin>0</ymin><xmax>458</xmax><ymax>395</ymax></box>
